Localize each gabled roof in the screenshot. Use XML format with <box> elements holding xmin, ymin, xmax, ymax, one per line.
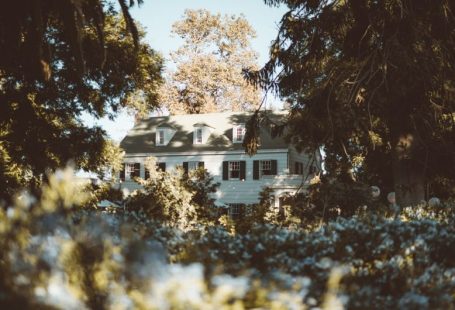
<box><xmin>120</xmin><ymin>111</ymin><xmax>289</xmax><ymax>154</ymax></box>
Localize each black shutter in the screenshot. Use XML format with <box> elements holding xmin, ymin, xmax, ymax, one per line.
<box><xmin>145</xmin><ymin>168</ymin><xmax>150</xmax><ymax>180</ymax></box>
<box><xmin>253</xmin><ymin>160</ymin><xmax>259</xmax><ymax>180</ymax></box>
<box><xmin>158</xmin><ymin>162</ymin><xmax>166</xmax><ymax>172</ymax></box>
<box><xmin>183</xmin><ymin>162</ymin><xmax>188</xmax><ymax>174</ymax></box>
<box><xmin>133</xmin><ymin>163</ymin><xmax>140</xmax><ymax>178</ymax></box>
<box><xmin>271</xmin><ymin>160</ymin><xmax>277</xmax><ymax>175</ymax></box>
<box><xmin>198</xmin><ymin>161</ymin><xmax>204</xmax><ymax>169</ymax></box>
<box><xmin>240</xmin><ymin>161</ymin><xmax>246</xmax><ymax>180</ymax></box>
<box><xmin>120</xmin><ymin>163</ymin><xmax>125</xmax><ymax>181</ymax></box>
<box><xmin>222</xmin><ymin>161</ymin><xmax>229</xmax><ymax>180</ymax></box>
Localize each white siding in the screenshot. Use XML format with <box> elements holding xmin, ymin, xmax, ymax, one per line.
<box><xmin>122</xmin><ymin>150</ymin><xmax>307</xmax><ymax>205</ymax></box>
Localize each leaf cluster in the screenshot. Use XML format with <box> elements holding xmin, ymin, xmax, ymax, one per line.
<box><xmin>246</xmin><ymin>0</ymin><xmax>455</xmax><ymax>197</ymax></box>
<box><xmin>160</xmin><ymin>9</ymin><xmax>261</xmax><ymax>114</ymax></box>
<box><xmin>0</xmin><ymin>2</ymin><xmax>163</xmax><ymax>200</ymax></box>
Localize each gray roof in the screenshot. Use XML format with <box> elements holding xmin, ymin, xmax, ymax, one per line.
<box><xmin>120</xmin><ymin>111</ymin><xmax>289</xmax><ymax>154</ymax></box>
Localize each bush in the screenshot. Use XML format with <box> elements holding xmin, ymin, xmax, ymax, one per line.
<box><xmin>126</xmin><ymin>157</ymin><xmax>220</xmax><ymax>229</ymax></box>
<box><xmin>1</xmin><ymin>167</ymin><xmax>454</xmax><ymax>309</ymax></box>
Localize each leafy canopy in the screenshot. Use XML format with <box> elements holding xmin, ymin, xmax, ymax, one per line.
<box><xmin>248</xmin><ymin>0</ymin><xmax>455</xmax><ymax>205</ymax></box>
<box><xmin>0</xmin><ymin>1</ymin><xmax>163</xmax><ymax>199</ymax></box>
<box><xmin>160</xmin><ymin>9</ymin><xmax>261</xmax><ymax>114</ymax></box>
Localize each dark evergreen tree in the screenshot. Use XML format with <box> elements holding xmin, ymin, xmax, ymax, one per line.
<box><xmin>247</xmin><ymin>0</ymin><xmax>455</xmax><ymax>206</ymax></box>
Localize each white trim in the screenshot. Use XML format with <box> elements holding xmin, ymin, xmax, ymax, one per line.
<box><xmin>232</xmin><ymin>124</ymin><xmax>245</xmax><ymax>143</ymax></box>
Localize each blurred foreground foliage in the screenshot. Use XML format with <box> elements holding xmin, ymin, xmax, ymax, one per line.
<box><xmin>1</xmin><ymin>167</ymin><xmax>455</xmax><ymax>309</ymax></box>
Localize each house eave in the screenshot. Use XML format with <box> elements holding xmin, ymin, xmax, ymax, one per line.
<box><xmin>123</xmin><ymin>148</ymin><xmax>290</xmax><ymax>158</ymax></box>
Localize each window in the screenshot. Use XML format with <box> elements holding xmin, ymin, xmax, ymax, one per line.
<box><xmin>195</xmin><ymin>128</ymin><xmax>203</xmax><ymax>144</ymax></box>
<box><xmin>261</xmin><ymin>160</ymin><xmax>273</xmax><ymax>176</ymax></box>
<box><xmin>228</xmin><ymin>203</ymin><xmax>243</xmax><ymax>220</ymax></box>
<box><xmin>157</xmin><ymin>162</ymin><xmax>166</xmax><ymax>172</ymax></box>
<box><xmin>156</xmin><ymin>127</ymin><xmax>176</xmax><ymax>146</ymax></box>
<box><xmin>145</xmin><ymin>162</ymin><xmax>166</xmax><ymax>179</ymax></box>
<box><xmin>236</xmin><ymin>127</ymin><xmax>244</xmax><ymax>141</ymax></box>
<box><xmin>222</xmin><ymin>161</ymin><xmax>245</xmax><ymax>180</ymax></box>
<box><xmin>295</xmin><ymin>162</ymin><xmax>304</xmax><ymax>175</ymax></box>
<box><xmin>183</xmin><ymin>161</ymin><xmax>204</xmax><ymax>174</ymax></box>
<box><xmin>233</xmin><ymin>125</ymin><xmax>245</xmax><ymax>143</ymax></box>
<box><xmin>253</xmin><ymin>160</ymin><xmax>277</xmax><ymax>180</ymax></box>
<box><xmin>188</xmin><ymin>161</ymin><xmax>199</xmax><ymax>171</ymax></box>
<box><xmin>157</xmin><ymin>130</ymin><xmax>164</xmax><ymax>145</ymax></box>
<box><xmin>125</xmin><ymin>163</ymin><xmax>140</xmax><ymax>180</ymax></box>
<box><xmin>229</xmin><ymin>161</ymin><xmax>240</xmax><ymax>179</ymax></box>
<box><xmin>125</xmin><ymin>163</ymin><xmax>135</xmax><ymax>180</ymax></box>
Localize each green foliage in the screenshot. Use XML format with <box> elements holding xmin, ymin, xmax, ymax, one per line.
<box><xmin>184</xmin><ymin>167</ymin><xmax>221</xmax><ymax>224</ymax></box>
<box><xmin>126</xmin><ymin>157</ymin><xmax>220</xmax><ymax>229</ymax></box>
<box><xmin>179</xmin><ymin>206</ymin><xmax>455</xmax><ymax>309</ymax></box>
<box><xmin>298</xmin><ymin>176</ymin><xmax>373</xmax><ymax>221</ymax></box>
<box><xmin>248</xmin><ymin>0</ymin><xmax>455</xmax><ymax>206</ymax></box>
<box><xmin>231</xmin><ymin>188</ymin><xmax>278</xmax><ymax>233</ymax></box>
<box><xmin>0</xmin><ymin>2</ymin><xmax>163</xmax><ymax>201</ymax></box>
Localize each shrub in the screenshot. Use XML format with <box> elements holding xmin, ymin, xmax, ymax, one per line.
<box><xmin>1</xmin><ymin>167</ymin><xmax>454</xmax><ymax>309</ymax></box>
<box><xmin>126</xmin><ymin>157</ymin><xmax>220</xmax><ymax>230</ymax></box>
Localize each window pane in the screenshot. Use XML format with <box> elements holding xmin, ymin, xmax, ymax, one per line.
<box><xmin>125</xmin><ymin>163</ymin><xmax>135</xmax><ymax>180</ymax></box>
<box><xmin>261</xmin><ymin>160</ymin><xmax>272</xmax><ymax>175</ymax></box>
<box><xmin>236</xmin><ymin>127</ymin><xmax>244</xmax><ymax>141</ymax></box>
<box><xmin>229</xmin><ymin>161</ymin><xmax>240</xmax><ymax>179</ymax></box>
<box><xmin>196</xmin><ymin>128</ymin><xmax>202</xmax><ymax>143</ymax></box>
<box><xmin>188</xmin><ymin>161</ymin><xmax>198</xmax><ymax>171</ymax></box>
<box><xmin>228</xmin><ymin>203</ymin><xmax>243</xmax><ymax>220</ymax></box>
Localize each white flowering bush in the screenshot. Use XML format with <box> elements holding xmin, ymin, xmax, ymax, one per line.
<box><xmin>176</xmin><ymin>209</ymin><xmax>455</xmax><ymax>309</ymax></box>
<box><xmin>1</xmin><ymin>167</ymin><xmax>455</xmax><ymax>309</ymax></box>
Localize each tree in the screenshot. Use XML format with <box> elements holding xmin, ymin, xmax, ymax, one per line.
<box><xmin>127</xmin><ymin>157</ymin><xmax>219</xmax><ymax>229</ymax></box>
<box><xmin>247</xmin><ymin>0</ymin><xmax>455</xmax><ymax>206</ymax></box>
<box><xmin>160</xmin><ymin>9</ymin><xmax>261</xmax><ymax>114</ymax></box>
<box><xmin>0</xmin><ymin>1</ymin><xmax>163</xmax><ymax>200</ymax></box>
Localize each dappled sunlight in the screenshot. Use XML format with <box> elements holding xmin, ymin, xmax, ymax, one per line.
<box><xmin>2</xmin><ymin>0</ymin><xmax>455</xmax><ymax>309</ymax></box>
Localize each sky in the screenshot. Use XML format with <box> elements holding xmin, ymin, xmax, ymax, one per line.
<box><xmin>85</xmin><ymin>0</ymin><xmax>287</xmax><ymax>142</ymax></box>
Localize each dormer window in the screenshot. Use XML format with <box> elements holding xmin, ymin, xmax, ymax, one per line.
<box><xmin>233</xmin><ymin>124</ymin><xmax>245</xmax><ymax>143</ymax></box>
<box><xmin>157</xmin><ymin>129</ymin><xmax>165</xmax><ymax>146</ymax></box>
<box><xmin>155</xmin><ymin>123</ymin><xmax>176</xmax><ymax>146</ymax></box>
<box><xmin>193</xmin><ymin>122</ymin><xmax>213</xmax><ymax>145</ymax></box>
<box><xmin>196</xmin><ymin>128</ymin><xmax>203</xmax><ymax>144</ymax></box>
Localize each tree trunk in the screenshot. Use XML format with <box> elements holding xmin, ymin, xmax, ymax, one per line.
<box><xmin>392</xmin><ymin>132</ymin><xmax>426</xmax><ymax>207</ymax></box>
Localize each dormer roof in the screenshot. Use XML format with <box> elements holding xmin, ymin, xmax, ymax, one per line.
<box><xmin>193</xmin><ymin>122</ymin><xmax>214</xmax><ymax>128</ymax></box>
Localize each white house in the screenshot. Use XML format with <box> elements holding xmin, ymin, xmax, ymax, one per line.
<box><xmin>119</xmin><ymin>111</ymin><xmax>320</xmax><ymax>215</ymax></box>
